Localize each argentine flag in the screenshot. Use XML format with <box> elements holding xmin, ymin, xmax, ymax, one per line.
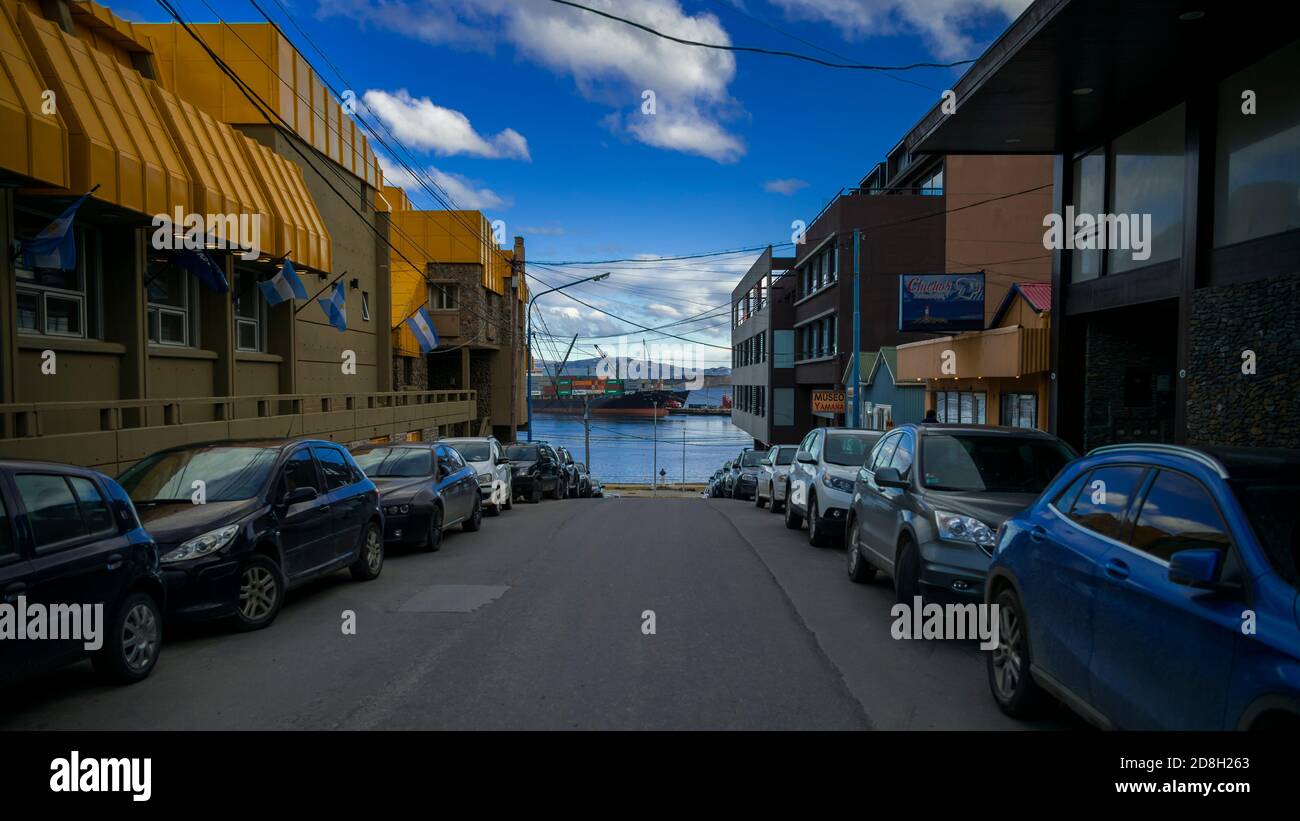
<box><xmin>406</xmin><ymin>306</ymin><xmax>440</xmax><ymax>353</ymax></box>
<box><xmin>22</xmin><ymin>191</ymin><xmax>92</xmax><ymax>271</ymax></box>
<box><xmin>257</xmin><ymin>259</ymin><xmax>308</xmax><ymax>306</ymax></box>
<box><xmin>174</xmin><ymin>249</ymin><xmax>229</xmax><ymax>293</ymax></box>
<box><xmin>318</xmin><ymin>282</ymin><xmax>347</xmax><ymax>332</ymax></box>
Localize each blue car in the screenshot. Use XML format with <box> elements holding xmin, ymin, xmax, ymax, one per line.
<box><xmin>985</xmin><ymin>444</ymin><xmax>1300</xmax><ymax>730</ymax></box>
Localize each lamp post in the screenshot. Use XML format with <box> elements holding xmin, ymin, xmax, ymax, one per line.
<box><xmin>526</xmin><ymin>272</ymin><xmax>610</xmax><ymax>441</ymax></box>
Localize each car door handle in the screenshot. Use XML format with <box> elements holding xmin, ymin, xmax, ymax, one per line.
<box><xmin>319</xmin><ymin>505</ymin><xmax>332</xmax><ymax>513</ymax></box>
<box><xmin>1104</xmin><ymin>558</ymin><xmax>1130</xmax><ymax>580</ymax></box>
<box><xmin>106</xmin><ymin>553</ymin><xmax>125</xmax><ymax>571</ymax></box>
<box><xmin>1029</xmin><ymin>526</ymin><xmax>1046</xmax><ymax>543</ymax></box>
<box><xmin>3</xmin><ymin>582</ymin><xmax>25</xmax><ymax>603</ymax></box>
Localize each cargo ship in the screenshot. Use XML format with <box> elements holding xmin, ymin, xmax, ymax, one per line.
<box><xmin>532</xmin><ymin>378</ymin><xmax>687</xmax><ymax>418</ymax></box>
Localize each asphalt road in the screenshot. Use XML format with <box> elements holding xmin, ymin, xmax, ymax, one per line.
<box><xmin>0</xmin><ymin>495</ymin><xmax>1084</xmax><ymax>730</ymax></box>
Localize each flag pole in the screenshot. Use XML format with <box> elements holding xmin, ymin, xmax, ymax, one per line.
<box><xmin>294</xmin><ymin>268</ymin><xmax>348</xmax><ymax>315</ymax></box>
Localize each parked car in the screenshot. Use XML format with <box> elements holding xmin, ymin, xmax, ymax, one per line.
<box><xmin>118</xmin><ymin>440</ymin><xmax>384</xmax><ymax>632</ymax></box>
<box><xmin>985</xmin><ymin>443</ymin><xmax>1300</xmax><ymax>730</ymax></box>
<box><xmin>443</xmin><ymin>436</ymin><xmax>513</xmax><ymax>516</ymax></box>
<box><xmin>755</xmin><ymin>445</ymin><xmax>798</xmax><ymax>511</ymax></box>
<box><xmin>710</xmin><ymin>464</ymin><xmax>731</xmax><ymax>498</ymax></box>
<box><xmin>722</xmin><ymin>459</ymin><xmax>741</xmax><ymax>497</ymax></box>
<box><xmin>845</xmin><ymin>424</ymin><xmax>1076</xmax><ymax>602</ymax></box>
<box><xmin>505</xmin><ymin>442</ymin><xmax>565</xmax><ymax>502</ymax></box>
<box><xmin>729</xmin><ymin>448</ymin><xmax>769</xmax><ymax>500</ymax></box>
<box><xmin>555</xmin><ymin>446</ymin><xmax>580</xmax><ymax>498</ymax></box>
<box><xmin>0</xmin><ymin>460</ymin><xmax>164</xmax><ymax>686</ymax></box>
<box><xmin>590</xmin><ymin>476</ymin><xmax>604</xmax><ymax>498</ymax></box>
<box><xmin>786</xmin><ymin>428</ymin><xmax>883</xmax><ymax>546</ymax></box>
<box><xmin>352</xmin><ymin>442</ymin><xmax>482</xmax><ymax>551</ymax></box>
<box><xmin>574</xmin><ymin>462</ymin><xmax>593</xmax><ymax>498</ymax></box>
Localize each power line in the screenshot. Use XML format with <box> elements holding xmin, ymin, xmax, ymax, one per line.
<box><xmin>547</xmin><ymin>0</ymin><xmax>975</xmax><ymax>72</ymax></box>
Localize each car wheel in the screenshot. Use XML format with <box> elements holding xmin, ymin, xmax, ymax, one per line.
<box><xmin>92</xmin><ymin>591</ymin><xmax>162</xmax><ymax>684</ymax></box>
<box><xmin>350</xmin><ymin>521</ymin><xmax>385</xmax><ymax>581</ymax></box>
<box><xmin>232</xmin><ymin>554</ymin><xmax>284</xmax><ymax>631</ymax></box>
<box><xmin>755</xmin><ymin>486</ymin><xmax>766</xmax><ymax>508</ymax></box>
<box><xmin>808</xmin><ymin>495</ymin><xmax>829</xmax><ymax>547</ymax></box>
<box><xmin>846</xmin><ymin>522</ymin><xmax>878</xmax><ymax>584</ymax></box>
<box><xmin>421</xmin><ymin>505</ymin><xmax>443</xmax><ymax>553</ymax></box>
<box><xmin>894</xmin><ymin>537</ymin><xmax>920</xmax><ymax>605</ymax></box>
<box><xmin>531</xmin><ymin>484</ymin><xmax>542</xmax><ymax>504</ymax></box>
<box><xmin>462</xmin><ymin>495</ymin><xmax>483</xmax><ymax>532</ymax></box>
<box><xmin>504</xmin><ymin>483</ymin><xmax>513</xmax><ymax>510</ymax></box>
<box><xmin>988</xmin><ymin>587</ymin><xmax>1050</xmax><ymax>718</ymax></box>
<box><xmin>784</xmin><ymin>493</ymin><xmax>803</xmax><ymax>530</ymax></box>
<box><xmin>771</xmin><ymin>485</ymin><xmax>784</xmax><ymax>513</ymax></box>
<box><xmin>486</xmin><ymin>491</ymin><xmax>501</xmax><ymax>517</ymax></box>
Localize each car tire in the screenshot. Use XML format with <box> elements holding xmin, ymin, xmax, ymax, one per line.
<box><xmin>531</xmin><ymin>484</ymin><xmax>542</xmax><ymax>504</ymax></box>
<box><xmin>755</xmin><ymin>487</ymin><xmax>766</xmax><ymax>508</ymax></box>
<box><xmin>92</xmin><ymin>591</ymin><xmax>162</xmax><ymax>685</ymax></box>
<box><xmin>350</xmin><ymin>521</ymin><xmax>385</xmax><ymax>581</ymax></box>
<box><xmin>486</xmin><ymin>492</ymin><xmax>501</xmax><ymax>517</ymax></box>
<box><xmin>504</xmin><ymin>484</ymin><xmax>513</xmax><ymax>510</ymax></box>
<box><xmin>232</xmin><ymin>554</ymin><xmax>284</xmax><ymax>632</ymax></box>
<box><xmin>846</xmin><ymin>522</ymin><xmax>878</xmax><ymax>584</ymax></box>
<box><xmin>462</xmin><ymin>495</ymin><xmax>483</xmax><ymax>532</ymax></box>
<box><xmin>808</xmin><ymin>495</ymin><xmax>829</xmax><ymax>547</ymax></box>
<box><xmin>784</xmin><ymin>493</ymin><xmax>803</xmax><ymax>529</ymax></box>
<box><xmin>987</xmin><ymin>587</ymin><xmax>1051</xmax><ymax>718</ymax></box>
<box><xmin>894</xmin><ymin>537</ymin><xmax>920</xmax><ymax>605</ymax></box>
<box><xmin>421</xmin><ymin>505</ymin><xmax>443</xmax><ymax>553</ymax></box>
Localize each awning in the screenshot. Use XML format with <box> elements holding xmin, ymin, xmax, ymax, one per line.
<box><xmin>896</xmin><ymin>326</ymin><xmax>1049</xmax><ymax>381</ymax></box>
<box><xmin>238</xmin><ymin>137</ymin><xmax>331</xmax><ymax>272</ymax></box>
<box><xmin>0</xmin><ymin>3</ymin><xmax>67</xmax><ymax>187</ymax></box>
<box><xmin>18</xmin><ymin>4</ymin><xmax>189</xmax><ymax>216</ymax></box>
<box><xmin>150</xmin><ymin>82</ymin><xmax>274</xmax><ymax>256</ymax></box>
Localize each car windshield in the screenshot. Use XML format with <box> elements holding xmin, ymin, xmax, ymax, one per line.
<box><xmin>740</xmin><ymin>451</ymin><xmax>766</xmax><ymax>467</ymax></box>
<box><xmin>448</xmin><ymin>442</ymin><xmax>491</xmax><ymax>462</ymax></box>
<box><xmin>353</xmin><ymin>448</ymin><xmax>432</xmax><ymax>477</ymax></box>
<box><xmin>119</xmin><ymin>446</ymin><xmax>278</xmax><ymax>502</ymax></box>
<box><xmin>506</xmin><ymin>445</ymin><xmax>540</xmax><ymax>461</ymax></box>
<box><xmin>920</xmin><ymin>435</ymin><xmax>1074</xmax><ymax>493</ymax></box>
<box><xmin>1231</xmin><ymin>483</ymin><xmax>1300</xmax><ymax>588</ymax></box>
<box><xmin>824</xmin><ymin>433</ymin><xmax>880</xmax><ymax>466</ymax></box>
<box><xmin>774</xmin><ymin>447</ymin><xmax>796</xmax><ymax>466</ymax></box>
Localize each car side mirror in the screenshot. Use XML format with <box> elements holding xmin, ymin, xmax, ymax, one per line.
<box><xmin>795</xmin><ymin>450</ymin><xmax>814</xmax><ymax>464</ymax></box>
<box><xmin>496</xmin><ymin>456</ymin><xmax>510</xmax><ymax>465</ymax></box>
<box><xmin>1168</xmin><ymin>548</ymin><xmax>1221</xmax><ymax>589</ymax></box>
<box><xmin>874</xmin><ymin>467</ymin><xmax>907</xmax><ymax>489</ymax></box>
<box><xmin>857</xmin><ymin>467</ymin><xmax>870</xmax><ymax>483</ymax></box>
<box><xmin>281</xmin><ymin>486</ymin><xmax>318</xmax><ymax>506</ymax></box>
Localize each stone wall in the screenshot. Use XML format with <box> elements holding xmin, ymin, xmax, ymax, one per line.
<box><xmin>1188</xmin><ymin>271</ymin><xmax>1300</xmax><ymax>448</ymax></box>
<box><xmin>471</xmin><ymin>350</ymin><xmax>493</xmax><ymax>421</ymax></box>
<box><xmin>1082</xmin><ymin>303</ymin><xmax>1178</xmax><ymax>452</ymax></box>
<box><xmin>393</xmin><ymin>354</ymin><xmax>428</xmax><ymax>391</ymax></box>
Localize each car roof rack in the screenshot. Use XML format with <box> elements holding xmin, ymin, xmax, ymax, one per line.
<box><xmin>1086</xmin><ymin>443</ymin><xmax>1229</xmax><ymax>479</ymax></box>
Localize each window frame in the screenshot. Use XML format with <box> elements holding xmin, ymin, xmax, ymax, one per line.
<box><xmin>1125</xmin><ymin>467</ymin><xmax>1235</xmax><ymax>566</ymax></box>
<box><xmin>234</xmin><ymin>267</ymin><xmax>267</xmax><ymax>353</ymax></box>
<box><xmin>14</xmin><ymin>227</ymin><xmax>99</xmax><ymax>340</ymax></box>
<box><xmin>14</xmin><ymin>471</ymin><xmax>119</xmax><ymax>556</ymax></box>
<box><xmin>147</xmin><ymin>263</ymin><xmax>194</xmax><ymax>348</ymax></box>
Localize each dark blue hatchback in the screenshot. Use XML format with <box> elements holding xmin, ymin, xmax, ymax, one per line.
<box><xmin>985</xmin><ymin>444</ymin><xmax>1300</xmax><ymax>730</ymax></box>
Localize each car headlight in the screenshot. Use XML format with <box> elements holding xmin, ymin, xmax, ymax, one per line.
<box><xmin>161</xmin><ymin>524</ymin><xmax>240</xmax><ymax>564</ymax></box>
<box><xmin>821</xmin><ymin>474</ymin><xmax>855</xmax><ymax>493</ymax></box>
<box><xmin>934</xmin><ymin>510</ymin><xmax>996</xmax><ymax>547</ymax></box>
<box><xmin>385</xmin><ymin>503</ymin><xmax>411</xmax><ymax>515</ymax></box>
<box><xmin>478</xmin><ymin>472</ymin><xmax>493</xmax><ymax>483</ymax></box>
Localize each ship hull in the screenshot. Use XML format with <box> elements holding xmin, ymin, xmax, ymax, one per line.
<box><xmin>532</xmin><ymin>390</ymin><xmax>688</xmax><ymax>418</ymax></box>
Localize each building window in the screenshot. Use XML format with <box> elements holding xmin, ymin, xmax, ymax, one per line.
<box><xmin>14</xmin><ymin>224</ymin><xmax>97</xmax><ymax>339</ymax></box>
<box><xmin>1000</xmin><ymin>393</ymin><xmax>1038</xmax><ymax>429</ymax></box>
<box><xmin>1107</xmin><ymin>103</ymin><xmax>1185</xmax><ymax>274</ymax></box>
<box><xmin>431</xmin><ymin>283</ymin><xmax>457</xmax><ymax>309</ymax></box>
<box><xmin>361</xmin><ymin>291</ymin><xmax>371</xmax><ymax>321</ymax></box>
<box><xmin>1214</xmin><ymin>40</ymin><xmax>1300</xmax><ymax>248</ymax></box>
<box><xmin>147</xmin><ymin>262</ymin><xmax>192</xmax><ymax>347</ymax></box>
<box><xmin>919</xmin><ymin>165</ymin><xmax>944</xmax><ymax>195</ymax></box>
<box><xmin>934</xmin><ymin>390</ymin><xmax>987</xmax><ymax>424</ymax></box>
<box><xmin>234</xmin><ymin>268</ymin><xmax>266</xmax><ymax>352</ymax></box>
<box><xmin>1070</xmin><ymin>148</ymin><xmax>1105</xmax><ymax>283</ymax></box>
<box><xmin>797</xmin><ymin>315</ymin><xmax>837</xmax><ymax>361</ymax></box>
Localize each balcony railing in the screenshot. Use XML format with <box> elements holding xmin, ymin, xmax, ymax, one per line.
<box><xmin>807</xmin><ymin>185</ymin><xmax>945</xmax><ymax>232</ymax></box>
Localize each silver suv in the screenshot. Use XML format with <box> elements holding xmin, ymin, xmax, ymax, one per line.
<box><xmin>755</xmin><ymin>444</ymin><xmax>798</xmax><ymax>512</ymax></box>
<box><xmin>785</xmin><ymin>428</ymin><xmax>883</xmax><ymax>546</ymax></box>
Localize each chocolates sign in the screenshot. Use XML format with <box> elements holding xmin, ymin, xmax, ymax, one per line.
<box><xmin>898</xmin><ymin>273</ymin><xmax>985</xmax><ymax>333</ymax></box>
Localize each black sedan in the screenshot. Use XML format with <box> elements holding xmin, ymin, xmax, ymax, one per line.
<box><xmin>118</xmin><ymin>439</ymin><xmax>384</xmax><ymax>632</ymax></box>
<box><xmin>504</xmin><ymin>442</ymin><xmax>565</xmax><ymax>502</ymax></box>
<box><xmin>350</xmin><ymin>442</ymin><xmax>482</xmax><ymax>552</ymax></box>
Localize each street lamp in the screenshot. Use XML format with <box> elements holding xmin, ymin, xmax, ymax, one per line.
<box><xmin>526</xmin><ymin>272</ymin><xmax>611</xmax><ymax>441</ymax></box>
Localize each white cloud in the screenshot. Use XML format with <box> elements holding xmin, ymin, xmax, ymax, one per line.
<box><xmin>767</xmin><ymin>0</ymin><xmax>1031</xmax><ymax>61</ymax></box>
<box><xmin>646</xmin><ymin>303</ymin><xmax>682</xmax><ymax>317</ymax></box>
<box><xmin>321</xmin><ymin>0</ymin><xmax>745</xmax><ymax>162</ymax></box>
<box><xmin>362</xmin><ymin>89</ymin><xmax>530</xmax><ymax>160</ymax></box>
<box><xmin>763</xmin><ymin>177</ymin><xmax>809</xmax><ymax>195</ymax></box>
<box><xmin>378</xmin><ymin>154</ymin><xmax>511</xmax><ymax>210</ymax></box>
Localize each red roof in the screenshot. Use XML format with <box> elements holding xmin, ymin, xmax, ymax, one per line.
<box><xmin>1017</xmin><ymin>282</ymin><xmax>1052</xmax><ymax>313</ymax></box>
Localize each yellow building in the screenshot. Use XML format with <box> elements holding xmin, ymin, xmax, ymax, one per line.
<box><xmin>0</xmin><ymin>0</ymin><xmax>479</xmax><ymax>472</ymax></box>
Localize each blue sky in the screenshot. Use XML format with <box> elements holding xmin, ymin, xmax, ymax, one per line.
<box><xmin>127</xmin><ymin>0</ymin><xmax>1029</xmax><ymax>366</ymax></box>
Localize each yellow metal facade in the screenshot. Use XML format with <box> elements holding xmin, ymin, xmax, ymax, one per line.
<box><xmin>0</xmin><ymin>2</ymin><xmax>67</xmax><ymax>187</ymax></box>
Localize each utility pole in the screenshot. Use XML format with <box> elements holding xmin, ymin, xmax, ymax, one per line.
<box><xmin>852</xmin><ymin>229</ymin><xmax>862</xmax><ymax>429</ymax></box>
<box><xmin>652</xmin><ymin>400</ymin><xmax>659</xmax><ymax>496</ymax></box>
<box><xmin>525</xmin><ymin>272</ymin><xmax>609</xmax><ymax>441</ymax></box>
<box><xmin>583</xmin><ymin>395</ymin><xmax>591</xmax><ymax>471</ymax></box>
<box><xmin>682</xmin><ymin>426</ymin><xmax>686</xmax><ymax>487</ymax></box>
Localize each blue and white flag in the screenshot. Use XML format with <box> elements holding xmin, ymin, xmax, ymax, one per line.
<box><xmin>21</xmin><ymin>191</ymin><xmax>93</xmax><ymax>271</ymax></box>
<box><xmin>406</xmin><ymin>305</ymin><xmax>440</xmax><ymax>353</ymax></box>
<box><xmin>257</xmin><ymin>259</ymin><xmax>307</xmax><ymax>306</ymax></box>
<box><xmin>318</xmin><ymin>282</ymin><xmax>347</xmax><ymax>332</ymax></box>
<box><xmin>174</xmin><ymin>249</ymin><xmax>229</xmax><ymax>293</ymax></box>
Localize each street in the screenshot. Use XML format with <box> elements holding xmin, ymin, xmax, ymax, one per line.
<box><xmin>0</xmin><ymin>496</ymin><xmax>1082</xmax><ymax>731</ymax></box>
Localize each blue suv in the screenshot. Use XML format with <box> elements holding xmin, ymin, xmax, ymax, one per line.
<box><xmin>985</xmin><ymin>444</ymin><xmax>1300</xmax><ymax>730</ymax></box>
